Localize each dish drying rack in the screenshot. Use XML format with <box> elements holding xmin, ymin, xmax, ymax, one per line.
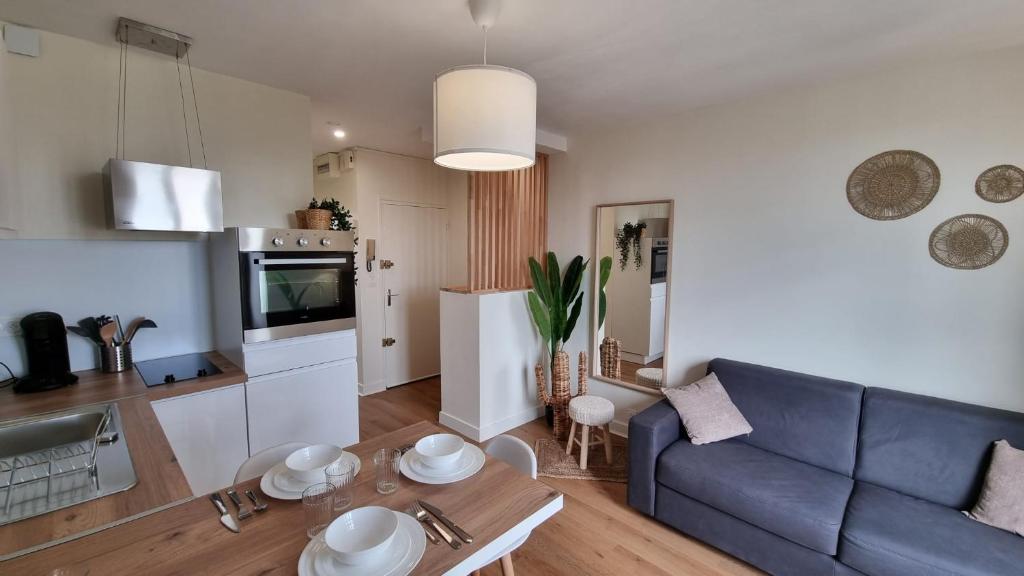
<box><xmin>0</xmin><ymin>407</ymin><xmax>115</xmax><ymax>519</ymax></box>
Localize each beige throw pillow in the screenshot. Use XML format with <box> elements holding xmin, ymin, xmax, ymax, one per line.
<box><xmin>662</xmin><ymin>373</ymin><xmax>753</xmax><ymax>445</ymax></box>
<box><xmin>966</xmin><ymin>440</ymin><xmax>1024</xmax><ymax>536</ymax></box>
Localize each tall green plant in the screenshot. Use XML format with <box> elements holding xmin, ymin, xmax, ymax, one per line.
<box><xmin>527</xmin><ymin>252</ymin><xmax>588</xmax><ymax>367</ymax></box>
<box><xmin>598</xmin><ymin>256</ymin><xmax>612</xmax><ymax>330</ymax></box>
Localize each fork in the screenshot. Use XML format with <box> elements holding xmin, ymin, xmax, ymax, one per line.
<box><xmin>411</xmin><ymin>502</ymin><xmax>460</xmax><ymax>549</ymax></box>
<box><xmin>245</xmin><ymin>489</ymin><xmax>268</xmax><ymax>512</ymax></box>
<box><xmin>225</xmin><ymin>488</ymin><xmax>252</xmax><ymax>520</ymax></box>
<box><xmin>406</xmin><ymin>508</ymin><xmax>440</xmax><ymax>545</ymax></box>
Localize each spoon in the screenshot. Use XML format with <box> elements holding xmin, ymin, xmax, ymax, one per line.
<box><xmin>99</xmin><ymin>322</ymin><xmax>118</xmax><ymax>347</ymax></box>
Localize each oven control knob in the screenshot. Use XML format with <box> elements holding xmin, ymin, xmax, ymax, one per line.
<box><xmin>320</xmin><ymin>238</ymin><xmax>331</xmax><ymax>247</ymax></box>
<box><xmin>271</xmin><ymin>237</ymin><xmax>284</xmax><ymax>247</ymax></box>
<box><xmin>297</xmin><ymin>237</ymin><xmax>309</xmax><ymax>247</ymax></box>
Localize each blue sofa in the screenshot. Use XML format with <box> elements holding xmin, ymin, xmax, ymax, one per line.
<box><xmin>628</xmin><ymin>358</ymin><xmax>1024</xmax><ymax>576</ymax></box>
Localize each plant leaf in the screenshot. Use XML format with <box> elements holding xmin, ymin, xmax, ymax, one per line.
<box><xmin>563</xmin><ymin>293</ymin><xmax>583</xmax><ymax>343</ymax></box>
<box><xmin>599</xmin><ymin>256</ymin><xmax>612</xmax><ymax>290</ymax></box>
<box><xmin>546</xmin><ymin>252</ymin><xmax>563</xmax><ymax>338</ymax></box>
<box><xmin>528</xmin><ymin>257</ymin><xmax>551</xmax><ymax>306</ymax></box>
<box><xmin>599</xmin><ymin>290</ymin><xmax>607</xmax><ymax>330</ymax></box>
<box><xmin>561</xmin><ymin>255</ymin><xmax>588</xmax><ymax>305</ymax></box>
<box><xmin>527</xmin><ymin>292</ymin><xmax>551</xmax><ymax>345</ymax></box>
<box><xmin>546</xmin><ymin>252</ymin><xmax>561</xmax><ymax>308</ymax></box>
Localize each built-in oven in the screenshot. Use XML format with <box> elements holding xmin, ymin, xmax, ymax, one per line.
<box><xmin>233</xmin><ymin>228</ymin><xmax>357</xmax><ymax>343</ymax></box>
<box><xmin>651</xmin><ymin>238</ymin><xmax>669</xmax><ymax>284</ymax></box>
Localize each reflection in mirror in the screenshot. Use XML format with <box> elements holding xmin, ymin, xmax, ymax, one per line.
<box><xmin>592</xmin><ymin>201</ymin><xmax>672</xmax><ymax>393</ymax></box>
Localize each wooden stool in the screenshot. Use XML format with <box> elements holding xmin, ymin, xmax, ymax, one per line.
<box><xmin>565</xmin><ymin>395</ymin><xmax>615</xmax><ymax>470</ymax></box>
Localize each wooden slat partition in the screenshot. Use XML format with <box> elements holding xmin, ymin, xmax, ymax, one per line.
<box><xmin>468</xmin><ymin>154</ymin><xmax>548</xmax><ymax>292</ymax></box>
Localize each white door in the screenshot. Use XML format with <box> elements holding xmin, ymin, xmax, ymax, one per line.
<box><xmin>151</xmin><ymin>384</ymin><xmax>249</xmax><ymax>496</ymax></box>
<box><xmin>380</xmin><ymin>203</ymin><xmax>448</xmax><ymax>388</ymax></box>
<box><xmin>245</xmin><ymin>359</ymin><xmax>359</xmax><ymax>453</ymax></box>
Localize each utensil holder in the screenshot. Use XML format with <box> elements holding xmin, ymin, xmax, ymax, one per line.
<box><xmin>100</xmin><ymin>342</ymin><xmax>133</xmax><ymax>373</ymax></box>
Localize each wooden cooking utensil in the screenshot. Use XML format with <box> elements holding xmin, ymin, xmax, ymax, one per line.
<box><xmin>99</xmin><ymin>322</ymin><xmax>118</xmax><ymax>347</ymax></box>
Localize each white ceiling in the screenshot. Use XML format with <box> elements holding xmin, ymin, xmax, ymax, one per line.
<box><xmin>3</xmin><ymin>0</ymin><xmax>1024</xmax><ymax>157</ymax></box>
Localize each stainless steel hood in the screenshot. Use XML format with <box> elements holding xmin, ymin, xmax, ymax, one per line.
<box><xmin>107</xmin><ymin>159</ymin><xmax>223</xmax><ymax>232</ymax></box>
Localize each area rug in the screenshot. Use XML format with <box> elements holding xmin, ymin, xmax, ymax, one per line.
<box><xmin>534</xmin><ymin>438</ymin><xmax>628</xmax><ymax>483</ymax></box>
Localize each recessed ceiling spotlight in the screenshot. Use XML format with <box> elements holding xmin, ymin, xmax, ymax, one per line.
<box><xmin>327</xmin><ymin>122</ymin><xmax>346</xmax><ymax>139</ymax></box>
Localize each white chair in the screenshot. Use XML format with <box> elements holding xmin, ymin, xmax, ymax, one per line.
<box><xmin>471</xmin><ymin>435</ymin><xmax>537</xmax><ymax>576</ymax></box>
<box><xmin>233</xmin><ymin>441</ymin><xmax>308</xmax><ymax>485</ymax></box>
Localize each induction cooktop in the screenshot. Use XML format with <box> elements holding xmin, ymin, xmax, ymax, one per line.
<box><xmin>135</xmin><ymin>353</ymin><xmax>223</xmax><ymax>387</ymax></box>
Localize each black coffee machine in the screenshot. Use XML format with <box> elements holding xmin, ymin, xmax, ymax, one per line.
<box><xmin>14</xmin><ymin>312</ymin><xmax>78</xmax><ymax>393</ymax></box>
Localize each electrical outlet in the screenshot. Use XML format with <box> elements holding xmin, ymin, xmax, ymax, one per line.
<box><xmin>0</xmin><ymin>318</ymin><xmax>22</xmax><ymax>338</ymax></box>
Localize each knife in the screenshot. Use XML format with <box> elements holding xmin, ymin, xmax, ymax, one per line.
<box><xmin>210</xmin><ymin>492</ymin><xmax>240</xmax><ymax>533</ymax></box>
<box><xmin>418</xmin><ymin>500</ymin><xmax>473</xmax><ymax>544</ymax></box>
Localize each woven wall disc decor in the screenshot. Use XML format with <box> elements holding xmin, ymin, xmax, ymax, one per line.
<box><xmin>975</xmin><ymin>164</ymin><xmax>1024</xmax><ymax>203</ymax></box>
<box><xmin>847</xmin><ymin>150</ymin><xmax>940</xmax><ymax>220</ymax></box>
<box><xmin>929</xmin><ymin>214</ymin><xmax>1008</xmax><ymax>270</ymax></box>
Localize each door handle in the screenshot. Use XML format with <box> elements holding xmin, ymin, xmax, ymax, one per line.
<box><xmin>387</xmin><ymin>289</ymin><xmax>400</xmax><ymax>306</ymax></box>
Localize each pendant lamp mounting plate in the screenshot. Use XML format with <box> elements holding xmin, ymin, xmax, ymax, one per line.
<box><xmin>469</xmin><ymin>0</ymin><xmax>502</xmax><ymax>29</ymax></box>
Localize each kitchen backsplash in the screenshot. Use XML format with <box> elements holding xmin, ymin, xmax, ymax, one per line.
<box><xmin>0</xmin><ymin>239</ymin><xmax>214</xmax><ymax>375</ymax></box>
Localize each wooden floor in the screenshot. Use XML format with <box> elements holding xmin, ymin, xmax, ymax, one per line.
<box><xmin>360</xmin><ymin>377</ymin><xmax>763</xmax><ymax>576</ymax></box>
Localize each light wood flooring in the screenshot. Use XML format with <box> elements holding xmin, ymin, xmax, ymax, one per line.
<box><xmin>360</xmin><ymin>377</ymin><xmax>762</xmax><ymax>576</ymax></box>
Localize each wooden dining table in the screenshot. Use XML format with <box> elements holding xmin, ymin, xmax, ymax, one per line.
<box><xmin>3</xmin><ymin>421</ymin><xmax>564</xmax><ymax>575</ymax></box>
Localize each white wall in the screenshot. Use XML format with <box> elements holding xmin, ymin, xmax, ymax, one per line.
<box><xmin>350</xmin><ymin>148</ymin><xmax>467</xmax><ymax>394</ymax></box>
<box><xmin>0</xmin><ymin>23</ymin><xmax>313</xmax><ymax>239</ymax></box>
<box><xmin>313</xmin><ymin>159</ymin><xmax>357</xmax><ymax>219</ymax></box>
<box><xmin>440</xmin><ymin>290</ymin><xmax>545</xmax><ymax>441</ymax></box>
<box><xmin>550</xmin><ymin>45</ymin><xmax>1024</xmax><ymax>427</ymax></box>
<box><xmin>0</xmin><ymin>240</ymin><xmax>212</xmax><ymax>375</ymax></box>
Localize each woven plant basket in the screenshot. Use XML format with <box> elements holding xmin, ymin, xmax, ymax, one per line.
<box><xmin>294</xmin><ymin>210</ymin><xmax>308</xmax><ymax>228</ymax></box>
<box><xmin>600</xmin><ymin>336</ymin><xmax>621</xmax><ymax>380</ymax></box>
<box><xmin>304</xmin><ymin>208</ymin><xmax>332</xmax><ymax>230</ymax></box>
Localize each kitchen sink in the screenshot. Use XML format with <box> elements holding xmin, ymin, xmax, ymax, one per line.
<box><xmin>0</xmin><ymin>403</ymin><xmax>137</xmax><ymax>526</ymax></box>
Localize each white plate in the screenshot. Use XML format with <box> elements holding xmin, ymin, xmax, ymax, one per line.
<box><xmin>298</xmin><ymin>511</ymin><xmax>425</xmax><ymax>576</ymax></box>
<box><xmin>261</xmin><ymin>452</ymin><xmax>363</xmax><ymax>500</ymax></box>
<box><xmin>400</xmin><ymin>444</ymin><xmax>485</xmax><ymax>485</ymax></box>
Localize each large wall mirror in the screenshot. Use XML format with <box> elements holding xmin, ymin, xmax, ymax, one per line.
<box><xmin>591</xmin><ymin>201</ymin><xmax>673</xmax><ymax>393</ymax></box>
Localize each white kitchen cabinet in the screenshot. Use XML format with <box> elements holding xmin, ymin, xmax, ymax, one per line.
<box><xmin>151</xmin><ymin>384</ymin><xmax>249</xmax><ymax>496</ymax></box>
<box><xmin>245</xmin><ymin>358</ymin><xmax>359</xmax><ymax>454</ymax></box>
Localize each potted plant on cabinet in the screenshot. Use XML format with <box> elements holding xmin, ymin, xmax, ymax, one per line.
<box><xmin>527</xmin><ymin>252</ymin><xmax>589</xmax><ymax>440</ymax></box>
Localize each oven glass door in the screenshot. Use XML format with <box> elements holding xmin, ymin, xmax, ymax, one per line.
<box><xmin>651</xmin><ymin>247</ymin><xmax>668</xmax><ymax>284</ymax></box>
<box><xmin>240</xmin><ymin>252</ymin><xmax>356</xmax><ymax>341</ymax></box>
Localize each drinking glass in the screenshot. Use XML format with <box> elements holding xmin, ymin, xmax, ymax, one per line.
<box><xmin>324</xmin><ymin>459</ymin><xmax>355</xmax><ymax>512</ymax></box>
<box><xmin>374</xmin><ymin>448</ymin><xmax>401</xmax><ymax>495</ymax></box>
<box><xmin>301</xmin><ymin>482</ymin><xmax>336</xmax><ymax>538</ymax></box>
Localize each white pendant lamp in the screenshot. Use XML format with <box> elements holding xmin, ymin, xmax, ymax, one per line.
<box><xmin>434</xmin><ymin>0</ymin><xmax>536</xmax><ymax>172</ymax></box>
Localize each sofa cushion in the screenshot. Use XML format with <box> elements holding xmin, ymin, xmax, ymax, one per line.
<box><xmin>656</xmin><ymin>438</ymin><xmax>853</xmax><ymax>554</ymax></box>
<box><xmin>707</xmin><ymin>358</ymin><xmax>864</xmax><ymax>476</ymax></box>
<box><xmin>856</xmin><ymin>387</ymin><xmax>1024</xmax><ymax>509</ymax></box>
<box><xmin>662</xmin><ymin>373</ymin><xmax>752</xmax><ymax>445</ymax></box>
<box><xmin>967</xmin><ymin>439</ymin><xmax>1024</xmax><ymax>536</ymax></box>
<box><xmin>840</xmin><ymin>482</ymin><xmax>1024</xmax><ymax>576</ymax></box>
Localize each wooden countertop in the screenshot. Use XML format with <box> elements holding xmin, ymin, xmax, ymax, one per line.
<box><xmin>4</xmin><ymin>421</ymin><xmax>564</xmax><ymax>575</ymax></box>
<box><xmin>0</xmin><ymin>352</ymin><xmax>247</xmax><ymax>423</ymax></box>
<box><xmin>0</xmin><ymin>352</ymin><xmax>247</xmax><ymax>560</ymax></box>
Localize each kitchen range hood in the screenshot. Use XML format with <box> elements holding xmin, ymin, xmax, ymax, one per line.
<box><xmin>107</xmin><ymin>159</ymin><xmax>223</xmax><ymax>232</ymax></box>
<box><xmin>107</xmin><ymin>18</ymin><xmax>223</xmax><ymax>233</ymax></box>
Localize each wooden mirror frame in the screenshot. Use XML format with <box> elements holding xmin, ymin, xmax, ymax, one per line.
<box><xmin>589</xmin><ymin>200</ymin><xmax>674</xmax><ymax>395</ymax></box>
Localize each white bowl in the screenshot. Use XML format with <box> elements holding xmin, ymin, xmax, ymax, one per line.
<box><xmin>324</xmin><ymin>506</ymin><xmax>400</xmax><ymax>566</ymax></box>
<box><xmin>415</xmin><ymin>434</ymin><xmax>465</xmax><ymax>470</ymax></box>
<box><xmin>285</xmin><ymin>444</ymin><xmax>344</xmax><ymax>484</ymax></box>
